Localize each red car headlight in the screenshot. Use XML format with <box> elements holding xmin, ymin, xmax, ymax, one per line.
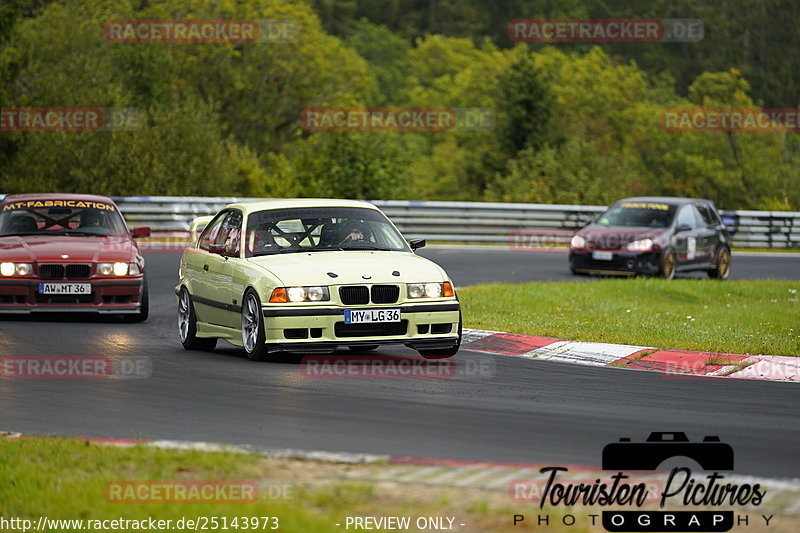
<box><xmin>570</xmin><ymin>235</ymin><xmax>587</xmax><ymax>249</ymax></box>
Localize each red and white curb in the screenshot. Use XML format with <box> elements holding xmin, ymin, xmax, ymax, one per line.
<box><xmin>462</xmin><ymin>329</ymin><xmax>799</xmax><ymax>383</ymax></box>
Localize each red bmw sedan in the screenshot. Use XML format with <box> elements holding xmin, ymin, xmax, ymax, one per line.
<box><xmin>0</xmin><ymin>193</ymin><xmax>150</xmax><ymax>320</ymax></box>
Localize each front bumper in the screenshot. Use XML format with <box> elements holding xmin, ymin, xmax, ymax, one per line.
<box><xmin>0</xmin><ymin>277</ymin><xmax>144</xmax><ymax>314</ymax></box>
<box><xmin>261</xmin><ymin>302</ymin><xmax>461</xmax><ymax>354</ymax></box>
<box><xmin>569</xmin><ymin>251</ymin><xmax>662</xmax><ymax>276</ymax></box>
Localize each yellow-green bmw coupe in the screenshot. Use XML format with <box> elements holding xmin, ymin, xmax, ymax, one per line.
<box><xmin>176</xmin><ymin>199</ymin><xmax>461</xmax><ymax>361</ymax></box>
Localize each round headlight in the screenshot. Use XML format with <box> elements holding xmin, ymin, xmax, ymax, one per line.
<box><xmin>287</xmin><ymin>287</ymin><xmax>306</xmax><ymax>302</ymax></box>
<box><xmin>424</xmin><ymin>283</ymin><xmax>442</xmax><ymax>298</ymax></box>
<box><xmin>16</xmin><ymin>263</ymin><xmax>32</xmax><ymax>276</ymax></box>
<box><xmin>113</xmin><ymin>262</ymin><xmax>129</xmax><ymax>276</ymax></box>
<box><xmin>97</xmin><ymin>263</ymin><xmax>113</xmax><ymax>276</ymax></box>
<box><xmin>408</xmin><ymin>284</ymin><xmax>425</xmax><ymax>298</ymax></box>
<box><xmin>306</xmin><ymin>286</ymin><xmax>324</xmax><ymax>301</ymax></box>
<box><xmin>0</xmin><ymin>262</ymin><xmax>15</xmax><ymax>276</ymax></box>
<box><xmin>571</xmin><ymin>235</ymin><xmax>586</xmax><ymax>249</ymax></box>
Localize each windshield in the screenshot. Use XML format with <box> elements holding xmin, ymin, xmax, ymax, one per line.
<box><xmin>244</xmin><ymin>206</ymin><xmax>410</xmax><ymax>257</ymax></box>
<box><xmin>0</xmin><ymin>200</ymin><xmax>128</xmax><ymax>237</ymax></box>
<box><xmin>595</xmin><ymin>201</ymin><xmax>678</xmax><ymax>228</ymax></box>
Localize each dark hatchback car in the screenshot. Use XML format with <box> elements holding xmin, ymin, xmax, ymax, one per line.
<box><xmin>568</xmin><ymin>197</ymin><xmax>731</xmax><ymax>279</ymax></box>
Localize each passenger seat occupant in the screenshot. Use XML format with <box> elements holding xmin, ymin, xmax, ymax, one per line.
<box><xmin>247</xmin><ymin>226</ymin><xmax>277</xmax><ymax>254</ymax></box>
<box><xmin>11</xmin><ymin>215</ymin><xmax>38</xmax><ymax>233</ymax></box>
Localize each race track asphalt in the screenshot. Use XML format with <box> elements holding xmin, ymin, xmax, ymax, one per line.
<box><xmin>0</xmin><ymin>250</ymin><xmax>798</xmax><ymax>479</ymax></box>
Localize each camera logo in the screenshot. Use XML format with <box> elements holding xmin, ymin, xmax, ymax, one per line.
<box><xmin>602</xmin><ymin>432</ymin><xmax>734</xmax><ymax>472</ymax></box>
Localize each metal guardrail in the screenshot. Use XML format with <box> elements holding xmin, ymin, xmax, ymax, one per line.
<box><xmin>112</xmin><ymin>196</ymin><xmax>800</xmax><ymax>249</ymax></box>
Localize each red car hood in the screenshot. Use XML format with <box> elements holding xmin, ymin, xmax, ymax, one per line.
<box><xmin>0</xmin><ymin>234</ymin><xmax>137</xmax><ymax>263</ymax></box>
<box><xmin>576</xmin><ymin>226</ymin><xmax>669</xmax><ymax>251</ymax></box>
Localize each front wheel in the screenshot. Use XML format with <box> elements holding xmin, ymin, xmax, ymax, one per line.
<box><xmin>659</xmin><ymin>249</ymin><xmax>676</xmax><ymax>280</ymax></box>
<box><xmin>708</xmin><ymin>246</ymin><xmax>731</xmax><ymax>280</ymax></box>
<box><xmin>242</xmin><ymin>289</ymin><xmax>271</xmax><ymax>361</ymax></box>
<box><xmin>177</xmin><ymin>287</ymin><xmax>217</xmax><ymax>351</ymax></box>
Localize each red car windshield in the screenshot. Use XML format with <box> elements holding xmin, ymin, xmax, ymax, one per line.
<box><xmin>0</xmin><ymin>201</ymin><xmax>128</xmax><ymax>237</ymax></box>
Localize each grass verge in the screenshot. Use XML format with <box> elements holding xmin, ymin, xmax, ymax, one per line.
<box><xmin>459</xmin><ymin>279</ymin><xmax>799</xmax><ymax>356</ymax></box>
<box><xmin>0</xmin><ymin>437</ymin><xmax>577</xmax><ymax>533</ymax></box>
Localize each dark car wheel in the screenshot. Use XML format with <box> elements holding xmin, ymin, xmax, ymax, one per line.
<box><xmin>177</xmin><ymin>287</ymin><xmax>217</xmax><ymax>351</ymax></box>
<box><xmin>659</xmin><ymin>249</ymin><xmax>676</xmax><ymax>280</ymax></box>
<box><xmin>418</xmin><ymin>312</ymin><xmax>462</xmax><ymax>359</ymax></box>
<box><xmin>242</xmin><ymin>289</ymin><xmax>272</xmax><ymax>361</ymax></box>
<box><xmin>708</xmin><ymin>246</ymin><xmax>731</xmax><ymax>280</ymax></box>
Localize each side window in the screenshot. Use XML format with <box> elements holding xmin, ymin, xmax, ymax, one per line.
<box><xmin>696</xmin><ymin>204</ymin><xmax>715</xmax><ymax>226</ymax></box>
<box><xmin>198</xmin><ymin>212</ymin><xmax>228</xmax><ymax>251</ymax></box>
<box><xmin>220</xmin><ymin>211</ymin><xmax>243</xmax><ymax>256</ymax></box>
<box><xmin>676</xmin><ymin>205</ymin><xmax>699</xmax><ymax>229</ymax></box>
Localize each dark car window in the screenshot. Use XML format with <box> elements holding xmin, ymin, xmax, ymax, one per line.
<box><xmin>695</xmin><ymin>203</ymin><xmax>717</xmax><ymax>227</ymax></box>
<box><xmin>244</xmin><ymin>206</ymin><xmax>409</xmax><ymax>257</ymax></box>
<box><xmin>596</xmin><ymin>201</ymin><xmax>677</xmax><ymax>228</ymax></box>
<box><xmin>219</xmin><ymin>210</ymin><xmax>243</xmax><ymax>256</ymax></box>
<box><xmin>197</xmin><ymin>211</ymin><xmax>228</xmax><ymax>251</ymax></box>
<box><xmin>0</xmin><ymin>200</ymin><xmax>127</xmax><ymax>237</ymax></box>
<box><xmin>675</xmin><ymin>205</ymin><xmax>700</xmax><ymax>229</ymax></box>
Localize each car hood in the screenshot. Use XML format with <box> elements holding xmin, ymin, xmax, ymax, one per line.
<box><xmin>0</xmin><ymin>234</ymin><xmax>137</xmax><ymax>263</ymax></box>
<box><xmin>246</xmin><ymin>250</ymin><xmax>448</xmax><ymax>286</ymax></box>
<box><xmin>576</xmin><ymin>225</ymin><xmax>669</xmax><ymax>250</ymax></box>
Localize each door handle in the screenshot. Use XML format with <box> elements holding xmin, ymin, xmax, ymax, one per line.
<box><xmin>203</xmin><ymin>264</ymin><xmax>209</xmax><ymax>271</ymax></box>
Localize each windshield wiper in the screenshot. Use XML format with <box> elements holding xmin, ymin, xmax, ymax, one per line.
<box><xmin>341</xmin><ymin>245</ymin><xmax>394</xmax><ymax>251</ymax></box>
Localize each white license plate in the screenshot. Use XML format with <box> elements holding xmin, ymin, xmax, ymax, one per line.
<box><xmin>38</xmin><ymin>283</ymin><xmax>91</xmax><ymax>295</ymax></box>
<box><xmin>344</xmin><ymin>308</ymin><xmax>400</xmax><ymax>324</ymax></box>
<box><xmin>592</xmin><ymin>251</ymin><xmax>614</xmax><ymax>261</ymax></box>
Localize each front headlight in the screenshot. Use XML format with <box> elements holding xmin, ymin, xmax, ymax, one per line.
<box><xmin>0</xmin><ymin>262</ymin><xmax>33</xmax><ymax>276</ymax></box>
<box><xmin>97</xmin><ymin>262</ymin><xmax>136</xmax><ymax>276</ymax></box>
<box><xmin>570</xmin><ymin>235</ymin><xmax>587</xmax><ymax>249</ymax></box>
<box><xmin>407</xmin><ymin>282</ymin><xmax>454</xmax><ymax>299</ymax></box>
<box><xmin>626</xmin><ymin>238</ymin><xmax>653</xmax><ymax>252</ymax></box>
<box><xmin>270</xmin><ymin>286</ymin><xmax>330</xmax><ymax>303</ymax></box>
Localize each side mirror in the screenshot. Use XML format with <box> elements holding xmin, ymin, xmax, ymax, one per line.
<box><xmin>131</xmin><ymin>226</ymin><xmax>150</xmax><ymax>238</ymax></box>
<box><xmin>675</xmin><ymin>224</ymin><xmax>692</xmax><ymax>233</ymax></box>
<box><xmin>208</xmin><ymin>243</ymin><xmax>226</xmax><ymax>255</ymax></box>
<box><xmin>409</xmin><ymin>238</ymin><xmax>426</xmax><ymax>251</ymax></box>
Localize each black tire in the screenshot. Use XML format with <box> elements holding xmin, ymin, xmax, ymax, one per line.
<box><xmin>348</xmin><ymin>345</ymin><xmax>379</xmax><ymax>352</ymax></box>
<box><xmin>123</xmin><ymin>277</ymin><xmax>149</xmax><ymax>323</ymax></box>
<box><xmin>241</xmin><ymin>289</ymin><xmax>271</xmax><ymax>361</ymax></box>
<box><xmin>659</xmin><ymin>249</ymin><xmax>676</xmax><ymax>280</ymax></box>
<box><xmin>177</xmin><ymin>287</ymin><xmax>217</xmax><ymax>351</ymax></box>
<box><xmin>708</xmin><ymin>246</ymin><xmax>731</xmax><ymax>280</ymax></box>
<box><xmin>418</xmin><ymin>312</ymin><xmax>462</xmax><ymax>359</ymax></box>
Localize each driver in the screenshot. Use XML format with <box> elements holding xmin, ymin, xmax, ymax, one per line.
<box><xmin>80</xmin><ymin>210</ymin><xmax>104</xmax><ymax>229</ymax></box>
<box><xmin>338</xmin><ymin>219</ymin><xmax>370</xmax><ymax>245</ymax></box>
